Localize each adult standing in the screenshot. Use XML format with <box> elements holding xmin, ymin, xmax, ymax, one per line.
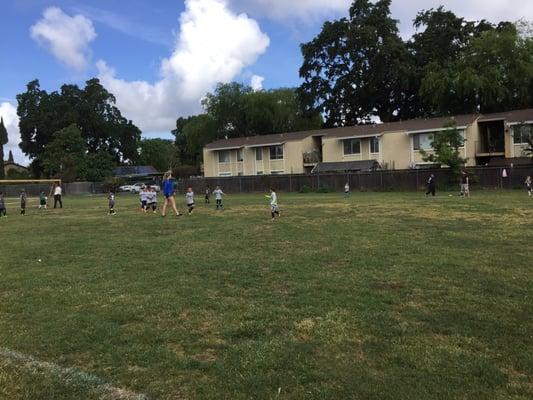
<box><xmin>53</xmin><ymin>183</ymin><xmax>63</xmax><ymax>208</ymax></box>
<box><xmin>426</xmin><ymin>174</ymin><xmax>436</xmax><ymax>197</ymax></box>
<box><xmin>161</xmin><ymin>171</ymin><xmax>181</xmax><ymax>217</ymax></box>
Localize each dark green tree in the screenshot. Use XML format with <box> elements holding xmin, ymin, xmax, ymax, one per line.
<box><xmin>0</xmin><ymin>117</ymin><xmax>8</xmax><ymax>179</ymax></box>
<box><xmin>138</xmin><ymin>138</ymin><xmax>179</xmax><ymax>172</ymax></box>
<box><xmin>182</xmin><ymin>115</ymin><xmax>218</xmax><ymax>164</ymax></box>
<box><xmin>420</xmin><ymin>22</ymin><xmax>533</xmax><ymax>114</ymax></box>
<box><xmin>7</xmin><ymin>150</ymin><xmax>14</xmax><ymax>163</ymax></box>
<box><xmin>17</xmin><ymin>78</ymin><xmax>141</xmax><ymax>175</ymax></box>
<box><xmin>79</xmin><ymin>151</ymin><xmax>117</xmax><ymax>182</ymax></box>
<box><xmin>298</xmin><ymin>0</ymin><xmax>413</xmax><ymax>126</ymax></box>
<box><xmin>420</xmin><ymin>122</ymin><xmax>468</xmax><ymax>176</ymax></box>
<box><xmin>41</xmin><ymin>124</ymin><xmax>86</xmax><ymax>181</ymax></box>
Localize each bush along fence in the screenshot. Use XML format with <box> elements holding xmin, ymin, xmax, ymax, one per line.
<box><xmin>177</xmin><ymin>166</ymin><xmax>533</xmax><ymax>194</ymax></box>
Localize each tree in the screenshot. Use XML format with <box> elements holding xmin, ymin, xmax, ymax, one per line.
<box><xmin>17</xmin><ymin>79</ymin><xmax>141</xmax><ymax>175</ymax></box>
<box><xmin>0</xmin><ymin>117</ymin><xmax>8</xmax><ymax>179</ymax></box>
<box><xmin>8</xmin><ymin>150</ymin><xmax>14</xmax><ymax>163</ymax></box>
<box><xmin>298</xmin><ymin>0</ymin><xmax>413</xmax><ymax>126</ymax></box>
<box><xmin>79</xmin><ymin>151</ymin><xmax>117</xmax><ymax>182</ymax></box>
<box><xmin>138</xmin><ymin>138</ymin><xmax>179</xmax><ymax>172</ymax></box>
<box><xmin>41</xmin><ymin>124</ymin><xmax>86</xmax><ymax>181</ymax></box>
<box><xmin>420</xmin><ymin>122</ymin><xmax>468</xmax><ymax>176</ymax></box>
<box><xmin>182</xmin><ymin>115</ymin><xmax>218</xmax><ymax>164</ymax></box>
<box><xmin>420</xmin><ymin>22</ymin><xmax>533</xmax><ymax>115</ymax></box>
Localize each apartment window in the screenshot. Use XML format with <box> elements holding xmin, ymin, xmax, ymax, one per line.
<box><xmin>237</xmin><ymin>149</ymin><xmax>243</xmax><ymax>162</ymax></box>
<box><xmin>513</xmin><ymin>124</ymin><xmax>532</xmax><ymax>144</ymax></box>
<box><xmin>257</xmin><ymin>171</ymin><xmax>264</xmax><ymax>175</ymax></box>
<box><xmin>271</xmin><ymin>170</ymin><xmax>284</xmax><ymax>175</ymax></box>
<box><xmin>256</xmin><ymin>147</ymin><xmax>263</xmax><ymax>161</ymax></box>
<box><xmin>218</xmin><ymin>150</ymin><xmax>230</xmax><ymax>163</ymax></box>
<box><xmin>343</xmin><ymin>139</ymin><xmax>361</xmax><ymax>155</ymax></box>
<box><xmin>219</xmin><ymin>172</ymin><xmax>231</xmax><ymax>177</ymax></box>
<box><xmin>413</xmin><ymin>133</ymin><xmax>434</xmax><ymax>151</ymax></box>
<box><xmin>370</xmin><ymin>137</ymin><xmax>380</xmax><ymax>153</ymax></box>
<box><xmin>270</xmin><ymin>145</ymin><xmax>284</xmax><ymax>160</ymax></box>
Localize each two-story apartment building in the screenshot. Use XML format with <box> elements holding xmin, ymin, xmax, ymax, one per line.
<box><xmin>202</xmin><ymin>108</ymin><xmax>533</xmax><ymax>177</ymax></box>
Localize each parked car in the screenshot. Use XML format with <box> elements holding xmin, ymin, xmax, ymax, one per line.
<box><xmin>118</xmin><ymin>184</ymin><xmax>134</xmax><ymax>192</ymax></box>
<box><xmin>130</xmin><ymin>183</ymin><xmax>160</xmax><ymax>193</ymax></box>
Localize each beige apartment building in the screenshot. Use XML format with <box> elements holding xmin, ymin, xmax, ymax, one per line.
<box><xmin>202</xmin><ymin>108</ymin><xmax>533</xmax><ymax>177</ymax></box>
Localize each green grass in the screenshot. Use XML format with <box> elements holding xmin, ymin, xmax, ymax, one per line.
<box><xmin>0</xmin><ymin>191</ymin><xmax>532</xmax><ymax>400</ymax></box>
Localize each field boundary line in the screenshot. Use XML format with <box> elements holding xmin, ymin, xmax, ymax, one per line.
<box><xmin>0</xmin><ymin>347</ymin><xmax>148</xmax><ymax>400</ymax></box>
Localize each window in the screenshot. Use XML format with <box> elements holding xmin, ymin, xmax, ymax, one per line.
<box><xmin>257</xmin><ymin>171</ymin><xmax>263</xmax><ymax>175</ymax></box>
<box><xmin>219</xmin><ymin>172</ymin><xmax>231</xmax><ymax>177</ymax></box>
<box><xmin>218</xmin><ymin>150</ymin><xmax>230</xmax><ymax>163</ymax></box>
<box><xmin>513</xmin><ymin>124</ymin><xmax>533</xmax><ymax>144</ymax></box>
<box><xmin>370</xmin><ymin>137</ymin><xmax>380</xmax><ymax>153</ymax></box>
<box><xmin>413</xmin><ymin>133</ymin><xmax>434</xmax><ymax>151</ymax></box>
<box><xmin>237</xmin><ymin>149</ymin><xmax>243</xmax><ymax>162</ymax></box>
<box><xmin>256</xmin><ymin>147</ymin><xmax>263</xmax><ymax>161</ymax></box>
<box><xmin>271</xmin><ymin>170</ymin><xmax>284</xmax><ymax>175</ymax></box>
<box><xmin>343</xmin><ymin>139</ymin><xmax>361</xmax><ymax>155</ymax></box>
<box><xmin>270</xmin><ymin>145</ymin><xmax>284</xmax><ymax>160</ymax></box>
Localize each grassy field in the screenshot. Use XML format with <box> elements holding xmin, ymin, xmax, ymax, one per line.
<box><xmin>0</xmin><ymin>191</ymin><xmax>532</xmax><ymax>400</ymax></box>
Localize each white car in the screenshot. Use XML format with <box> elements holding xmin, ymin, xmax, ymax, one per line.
<box><xmin>130</xmin><ymin>183</ymin><xmax>160</xmax><ymax>193</ymax></box>
<box><xmin>118</xmin><ymin>184</ymin><xmax>133</xmax><ymax>192</ymax></box>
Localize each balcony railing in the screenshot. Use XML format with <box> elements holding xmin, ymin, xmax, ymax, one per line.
<box><xmin>475</xmin><ymin>141</ymin><xmax>505</xmax><ymax>156</ymax></box>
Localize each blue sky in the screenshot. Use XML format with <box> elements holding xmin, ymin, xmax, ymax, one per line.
<box><xmin>1</xmin><ymin>0</ymin><xmax>530</xmax><ymax>163</ymax></box>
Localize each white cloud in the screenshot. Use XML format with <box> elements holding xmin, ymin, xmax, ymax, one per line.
<box><xmin>391</xmin><ymin>1</ymin><xmax>533</xmax><ymax>38</ymax></box>
<box><xmin>97</xmin><ymin>0</ymin><xmax>270</xmax><ymax>132</ymax></box>
<box><xmin>0</xmin><ymin>102</ymin><xmax>27</xmax><ymax>165</ymax></box>
<box><xmin>30</xmin><ymin>7</ymin><xmax>97</xmax><ymax>71</ymax></box>
<box><xmin>250</xmin><ymin>74</ymin><xmax>264</xmax><ymax>91</ymax></box>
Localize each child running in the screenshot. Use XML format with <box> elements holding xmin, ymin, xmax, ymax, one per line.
<box><xmin>213</xmin><ymin>186</ymin><xmax>224</xmax><ymax>211</ymax></box>
<box><xmin>344</xmin><ymin>182</ymin><xmax>350</xmax><ymax>197</ymax></box>
<box><xmin>108</xmin><ymin>191</ymin><xmax>116</xmax><ymax>215</ymax></box>
<box><xmin>526</xmin><ymin>176</ymin><xmax>532</xmax><ymax>197</ymax></box>
<box><xmin>147</xmin><ymin>187</ymin><xmax>158</xmax><ymax>213</ymax></box>
<box><xmin>20</xmin><ymin>189</ymin><xmax>27</xmax><ymax>216</ymax></box>
<box><xmin>0</xmin><ymin>191</ymin><xmax>6</xmax><ymax>217</ymax></box>
<box><xmin>38</xmin><ymin>190</ymin><xmax>48</xmax><ymax>209</ymax></box>
<box><xmin>266</xmin><ymin>188</ymin><xmax>280</xmax><ymax>220</ymax></box>
<box><xmin>140</xmin><ymin>185</ymin><xmax>149</xmax><ymax>212</ymax></box>
<box><xmin>186</xmin><ymin>187</ymin><xmax>195</xmax><ymax>215</ymax></box>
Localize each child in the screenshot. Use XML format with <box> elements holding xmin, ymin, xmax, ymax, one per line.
<box><xmin>460</xmin><ymin>171</ymin><xmax>470</xmax><ymax>197</ymax></box>
<box><xmin>38</xmin><ymin>190</ymin><xmax>48</xmax><ymax>209</ymax></box>
<box><xmin>147</xmin><ymin>187</ymin><xmax>158</xmax><ymax>213</ymax></box>
<box><xmin>0</xmin><ymin>191</ymin><xmax>6</xmax><ymax>217</ymax></box>
<box><xmin>205</xmin><ymin>186</ymin><xmax>211</xmax><ymax>204</ymax></box>
<box><xmin>108</xmin><ymin>191</ymin><xmax>116</xmax><ymax>215</ymax></box>
<box><xmin>186</xmin><ymin>187</ymin><xmax>195</xmax><ymax>214</ymax></box>
<box><xmin>213</xmin><ymin>186</ymin><xmax>224</xmax><ymax>211</ymax></box>
<box><xmin>526</xmin><ymin>176</ymin><xmax>532</xmax><ymax>197</ymax></box>
<box><xmin>266</xmin><ymin>188</ymin><xmax>280</xmax><ymax>220</ymax></box>
<box><xmin>344</xmin><ymin>182</ymin><xmax>350</xmax><ymax>197</ymax></box>
<box><xmin>20</xmin><ymin>189</ymin><xmax>27</xmax><ymax>216</ymax></box>
<box><xmin>140</xmin><ymin>185</ymin><xmax>148</xmax><ymax>212</ymax></box>
<box><xmin>426</xmin><ymin>174</ymin><xmax>436</xmax><ymax>197</ymax></box>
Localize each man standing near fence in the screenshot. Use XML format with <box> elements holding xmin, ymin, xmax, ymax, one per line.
<box><xmin>53</xmin><ymin>183</ymin><xmax>63</xmax><ymax>208</ymax></box>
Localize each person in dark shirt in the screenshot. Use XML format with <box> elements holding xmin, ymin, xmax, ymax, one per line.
<box><xmin>426</xmin><ymin>174</ymin><xmax>436</xmax><ymax>197</ymax></box>
<box><xmin>20</xmin><ymin>190</ymin><xmax>27</xmax><ymax>215</ymax></box>
<box><xmin>161</xmin><ymin>171</ymin><xmax>181</xmax><ymax>217</ymax></box>
<box><xmin>0</xmin><ymin>192</ymin><xmax>6</xmax><ymax>217</ymax></box>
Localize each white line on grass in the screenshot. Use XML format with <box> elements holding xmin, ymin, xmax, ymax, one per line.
<box><xmin>0</xmin><ymin>347</ymin><xmax>148</xmax><ymax>400</ymax></box>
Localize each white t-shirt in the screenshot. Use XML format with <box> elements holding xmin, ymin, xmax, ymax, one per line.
<box><xmin>270</xmin><ymin>192</ymin><xmax>277</xmax><ymax>206</ymax></box>
<box><xmin>344</xmin><ymin>184</ymin><xmax>349</xmax><ymax>192</ymax></box>
<box><xmin>54</xmin><ymin>186</ymin><xmax>62</xmax><ymax>196</ymax></box>
<box><xmin>213</xmin><ymin>189</ymin><xmax>223</xmax><ymax>200</ymax></box>
<box><xmin>186</xmin><ymin>192</ymin><xmax>194</xmax><ymax>205</ymax></box>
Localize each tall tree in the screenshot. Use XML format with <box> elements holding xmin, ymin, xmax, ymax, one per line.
<box><xmin>298</xmin><ymin>0</ymin><xmax>413</xmax><ymax>126</ymax></box>
<box><xmin>0</xmin><ymin>118</ymin><xmax>8</xmax><ymax>179</ymax></box>
<box><xmin>8</xmin><ymin>150</ymin><xmax>14</xmax><ymax>163</ymax></box>
<box><xmin>420</xmin><ymin>22</ymin><xmax>533</xmax><ymax>114</ymax></box>
<box><xmin>41</xmin><ymin>124</ymin><xmax>86</xmax><ymax>182</ymax></box>
<box><xmin>17</xmin><ymin>78</ymin><xmax>141</xmax><ymax>175</ymax></box>
<box><xmin>138</xmin><ymin>138</ymin><xmax>179</xmax><ymax>172</ymax></box>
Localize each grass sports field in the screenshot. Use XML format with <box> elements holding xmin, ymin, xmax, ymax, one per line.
<box><xmin>0</xmin><ymin>191</ymin><xmax>532</xmax><ymax>400</ymax></box>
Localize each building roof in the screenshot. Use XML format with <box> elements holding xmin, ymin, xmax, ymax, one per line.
<box><xmin>3</xmin><ymin>161</ymin><xmax>29</xmax><ymax>170</ymax></box>
<box><xmin>204</xmin><ymin>130</ymin><xmax>319</xmax><ymax>150</ymax></box>
<box><xmin>478</xmin><ymin>108</ymin><xmax>533</xmax><ymax>123</ymax></box>
<box><xmin>312</xmin><ymin>160</ymin><xmax>380</xmax><ymax>173</ymax></box>
<box><xmin>326</xmin><ymin>114</ymin><xmax>478</xmax><ymax>139</ymax></box>
<box><xmin>114</xmin><ymin>166</ymin><xmax>160</xmax><ymax>177</ymax></box>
